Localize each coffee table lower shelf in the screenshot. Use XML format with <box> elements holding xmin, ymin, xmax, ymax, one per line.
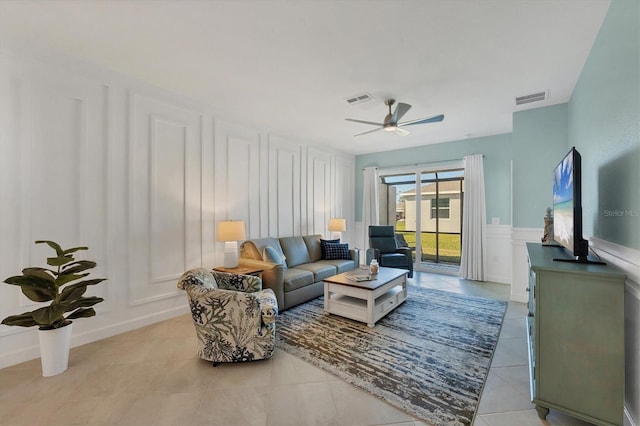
<box><xmin>323</xmin><ymin>269</ymin><xmax>407</xmax><ymax>327</ymax></box>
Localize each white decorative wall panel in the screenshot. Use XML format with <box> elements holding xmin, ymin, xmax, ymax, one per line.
<box><xmin>150</xmin><ymin>116</ymin><xmax>187</xmax><ymax>282</ymax></box>
<box><xmin>485</xmin><ymin>224</ymin><xmax>512</xmax><ymax>285</ymax></box>
<box><xmin>0</xmin><ymin>51</ymin><xmax>356</xmax><ymax>368</ymax></box>
<box><xmin>129</xmin><ymin>93</ymin><xmax>203</xmax><ymax>304</ymax></box>
<box><xmin>268</xmin><ymin>135</ymin><xmax>301</xmax><ymax>237</ymax></box>
<box><xmin>214</xmin><ymin>120</ymin><xmax>262</xmax><ymax>239</ymax></box>
<box><xmin>333</xmin><ymin>155</ymin><xmax>356</xmax><ymax>245</ymax></box>
<box><xmin>308</xmin><ymin>147</ymin><xmax>332</xmax><ymax>236</ymax></box>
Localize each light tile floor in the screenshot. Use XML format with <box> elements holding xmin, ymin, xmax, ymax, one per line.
<box><xmin>0</xmin><ymin>271</ymin><xmax>593</xmax><ymax>426</ymax></box>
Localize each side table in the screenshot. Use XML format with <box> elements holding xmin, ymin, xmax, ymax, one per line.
<box><xmin>212</xmin><ymin>266</ymin><xmax>263</xmax><ymax>278</ymax></box>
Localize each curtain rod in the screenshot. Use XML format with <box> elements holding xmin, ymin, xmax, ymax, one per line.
<box><xmin>362</xmin><ymin>154</ymin><xmax>484</xmax><ymax>172</ymax></box>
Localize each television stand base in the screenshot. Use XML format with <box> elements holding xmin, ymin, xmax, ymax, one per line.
<box><xmin>553</xmin><ymin>257</ymin><xmax>606</xmax><ymax>266</ymax></box>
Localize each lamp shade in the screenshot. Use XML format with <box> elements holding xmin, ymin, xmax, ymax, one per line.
<box><xmin>217</xmin><ymin>220</ymin><xmax>246</xmax><ymax>242</ymax></box>
<box><xmin>328</xmin><ymin>218</ymin><xmax>346</xmax><ymax>232</ymax></box>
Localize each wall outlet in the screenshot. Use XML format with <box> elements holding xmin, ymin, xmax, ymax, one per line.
<box><xmin>491</xmin><ymin>217</ymin><xmax>500</xmax><ymax>225</ymax></box>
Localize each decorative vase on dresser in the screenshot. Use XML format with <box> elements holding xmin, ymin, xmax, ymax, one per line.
<box><xmin>526</xmin><ymin>242</ymin><xmax>626</xmax><ymax>426</ymax></box>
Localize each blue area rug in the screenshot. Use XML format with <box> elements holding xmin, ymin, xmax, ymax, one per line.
<box><xmin>276</xmin><ymin>285</ymin><xmax>507</xmax><ymax>425</ymax></box>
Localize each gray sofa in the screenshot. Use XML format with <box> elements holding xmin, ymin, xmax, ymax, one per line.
<box><xmin>239</xmin><ymin>234</ymin><xmax>359</xmax><ymax>310</ymax></box>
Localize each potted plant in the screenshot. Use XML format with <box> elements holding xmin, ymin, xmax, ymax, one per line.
<box><xmin>1</xmin><ymin>240</ymin><xmax>106</xmax><ymax>376</ymax></box>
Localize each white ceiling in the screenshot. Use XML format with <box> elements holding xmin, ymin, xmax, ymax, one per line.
<box><xmin>0</xmin><ymin>0</ymin><xmax>611</xmax><ymax>155</ymax></box>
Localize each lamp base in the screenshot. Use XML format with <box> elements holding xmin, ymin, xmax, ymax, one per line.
<box><xmin>223</xmin><ymin>241</ymin><xmax>239</xmax><ymax>268</ymax></box>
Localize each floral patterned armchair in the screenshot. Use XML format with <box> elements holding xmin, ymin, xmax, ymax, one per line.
<box><xmin>177</xmin><ymin>268</ymin><xmax>278</xmax><ymax>365</ymax></box>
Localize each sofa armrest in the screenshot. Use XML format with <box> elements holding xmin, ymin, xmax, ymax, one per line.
<box><xmin>258</xmin><ymin>288</ymin><xmax>278</xmax><ymax>324</ymax></box>
<box><xmin>238</xmin><ymin>258</ymin><xmax>286</xmax><ymax>309</ymax></box>
<box><xmin>349</xmin><ymin>248</ymin><xmax>360</xmax><ymax>267</ymax></box>
<box><xmin>366</xmin><ymin>248</ymin><xmax>380</xmax><ymax>265</ymax></box>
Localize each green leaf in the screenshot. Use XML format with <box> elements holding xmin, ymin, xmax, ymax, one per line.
<box><xmin>47</xmin><ymin>255</ymin><xmax>74</xmax><ymax>267</ymax></box>
<box><xmin>55</xmin><ymin>273</ymin><xmax>88</xmax><ymax>287</ymax></box>
<box><xmin>66</xmin><ymin>296</ymin><xmax>104</xmax><ymax>311</ymax></box>
<box><xmin>35</xmin><ymin>240</ymin><xmax>64</xmax><ymax>256</ymax></box>
<box><xmin>62</xmin><ymin>261</ymin><xmax>96</xmax><ymax>274</ymax></box>
<box><xmin>77</xmin><ymin>278</ymin><xmax>107</xmax><ymax>286</ymax></box>
<box><xmin>1</xmin><ymin>312</ymin><xmax>38</xmax><ymax>327</ymax></box>
<box><xmin>21</xmin><ymin>286</ymin><xmax>55</xmax><ymax>302</ymax></box>
<box><xmin>4</xmin><ymin>275</ymin><xmax>56</xmax><ymax>302</ymax></box>
<box><xmin>31</xmin><ymin>305</ymin><xmax>66</xmax><ymax>326</ymax></box>
<box><xmin>59</xmin><ymin>284</ymin><xmax>87</xmax><ymax>303</ymax></box>
<box><xmin>4</xmin><ymin>274</ymin><xmax>55</xmax><ymax>289</ymax></box>
<box><xmin>22</xmin><ymin>267</ymin><xmax>55</xmax><ymax>281</ymax></box>
<box><xmin>66</xmin><ymin>308</ymin><xmax>96</xmax><ymax>320</ymax></box>
<box><xmin>62</xmin><ymin>246</ymin><xmax>88</xmax><ymax>255</ymax></box>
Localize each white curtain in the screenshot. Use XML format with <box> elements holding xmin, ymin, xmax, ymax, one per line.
<box><xmin>362</xmin><ymin>167</ymin><xmax>379</xmax><ymax>259</ymax></box>
<box><xmin>460</xmin><ymin>154</ymin><xmax>486</xmax><ymax>281</ymax></box>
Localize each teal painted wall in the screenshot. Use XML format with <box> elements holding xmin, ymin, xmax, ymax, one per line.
<box><xmin>512</xmin><ymin>104</ymin><xmax>569</xmax><ymax>228</ymax></box>
<box><xmin>568</xmin><ymin>0</ymin><xmax>639</xmax><ymax>250</ymax></box>
<box><xmin>355</xmin><ymin>134</ymin><xmax>512</xmax><ymax>224</ymax></box>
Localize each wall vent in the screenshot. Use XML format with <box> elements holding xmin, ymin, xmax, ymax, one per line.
<box><xmin>345</xmin><ymin>93</ymin><xmax>374</xmax><ymax>105</ymax></box>
<box><xmin>515</xmin><ymin>91</ymin><xmax>547</xmax><ymax>105</ymax></box>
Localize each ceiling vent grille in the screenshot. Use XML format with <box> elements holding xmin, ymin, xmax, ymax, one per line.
<box><xmin>515</xmin><ymin>91</ymin><xmax>547</xmax><ymax>105</ymax></box>
<box><xmin>345</xmin><ymin>93</ymin><xmax>374</xmax><ymax>105</ymax></box>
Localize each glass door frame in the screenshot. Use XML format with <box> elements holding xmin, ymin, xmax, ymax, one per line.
<box><xmin>378</xmin><ymin>160</ymin><xmax>464</xmax><ymax>274</ymax></box>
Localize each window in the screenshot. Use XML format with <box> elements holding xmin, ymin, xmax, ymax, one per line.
<box><xmin>431</xmin><ymin>198</ymin><xmax>450</xmax><ymax>219</ymax></box>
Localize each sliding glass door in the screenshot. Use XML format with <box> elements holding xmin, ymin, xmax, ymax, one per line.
<box><xmin>378</xmin><ymin>165</ymin><xmax>464</xmax><ymax>272</ymax></box>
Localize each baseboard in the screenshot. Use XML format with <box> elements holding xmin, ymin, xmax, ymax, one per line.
<box><xmin>0</xmin><ymin>305</ymin><xmax>189</xmax><ymax>369</ymax></box>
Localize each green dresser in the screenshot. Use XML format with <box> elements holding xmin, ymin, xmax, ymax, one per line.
<box><xmin>526</xmin><ymin>242</ymin><xmax>626</xmax><ymax>426</ymax></box>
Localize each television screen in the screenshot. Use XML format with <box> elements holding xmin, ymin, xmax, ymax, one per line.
<box><xmin>553</xmin><ymin>148</ymin><xmax>576</xmax><ymax>252</ymax></box>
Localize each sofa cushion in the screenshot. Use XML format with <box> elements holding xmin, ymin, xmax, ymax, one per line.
<box><xmin>320</xmin><ymin>238</ymin><xmax>340</xmax><ymax>259</ymax></box>
<box><xmin>324</xmin><ymin>242</ymin><xmax>351</xmax><ymax>260</ymax></box>
<box><xmin>295</xmin><ymin>262</ymin><xmax>337</xmax><ymax>281</ymax></box>
<box><xmin>241</xmin><ymin>238</ymin><xmax>285</xmax><ymax>261</ymax></box>
<box><xmin>303</xmin><ymin>235</ymin><xmax>323</xmax><ymax>262</ymax></box>
<box><xmin>283</xmin><ymin>268</ymin><xmax>315</xmax><ymax>292</ymax></box>
<box><xmin>280</xmin><ymin>236</ymin><xmax>311</xmax><ymax>267</ymax></box>
<box><xmin>317</xmin><ymin>259</ymin><xmax>356</xmax><ymax>274</ymax></box>
<box><xmin>263</xmin><ymin>246</ymin><xmax>287</xmax><ymax>267</ymax></box>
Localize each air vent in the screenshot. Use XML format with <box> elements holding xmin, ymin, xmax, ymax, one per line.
<box><xmin>515</xmin><ymin>91</ymin><xmax>547</xmax><ymax>105</ymax></box>
<box><xmin>345</xmin><ymin>93</ymin><xmax>375</xmax><ymax>105</ymax></box>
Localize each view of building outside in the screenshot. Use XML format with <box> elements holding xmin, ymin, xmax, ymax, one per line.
<box><xmin>381</xmin><ymin>170</ymin><xmax>464</xmax><ymax>266</ymax></box>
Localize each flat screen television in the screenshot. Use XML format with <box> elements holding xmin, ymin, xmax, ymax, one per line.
<box><xmin>551</xmin><ymin>147</ymin><xmax>603</xmax><ymax>264</ymax></box>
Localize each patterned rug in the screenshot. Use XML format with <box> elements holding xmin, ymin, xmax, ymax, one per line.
<box><xmin>275</xmin><ymin>285</ymin><xmax>508</xmax><ymax>426</ymax></box>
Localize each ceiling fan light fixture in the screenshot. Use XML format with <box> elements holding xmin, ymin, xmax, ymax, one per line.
<box><xmin>384</xmin><ymin>125</ymin><xmax>397</xmax><ymax>132</ymax></box>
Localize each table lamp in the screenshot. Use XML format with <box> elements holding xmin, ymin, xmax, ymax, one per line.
<box><xmin>217</xmin><ymin>220</ymin><xmax>246</xmax><ymax>268</ymax></box>
<box><xmin>328</xmin><ymin>218</ymin><xmax>346</xmax><ymax>240</ymax></box>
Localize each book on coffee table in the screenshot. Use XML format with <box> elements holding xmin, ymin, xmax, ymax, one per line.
<box><xmin>347</xmin><ymin>274</ymin><xmax>374</xmax><ymax>282</ymax></box>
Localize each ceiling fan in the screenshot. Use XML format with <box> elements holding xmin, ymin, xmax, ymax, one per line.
<box><xmin>345</xmin><ymin>99</ymin><xmax>444</xmax><ymax>137</ymax></box>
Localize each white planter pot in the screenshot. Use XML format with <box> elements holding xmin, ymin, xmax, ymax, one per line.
<box><xmin>38</xmin><ymin>323</ymin><xmax>73</xmax><ymax>377</ymax></box>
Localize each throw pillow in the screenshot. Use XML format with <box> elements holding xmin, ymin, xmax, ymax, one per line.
<box><xmin>320</xmin><ymin>238</ymin><xmax>340</xmax><ymax>259</ymax></box>
<box><xmin>263</xmin><ymin>246</ymin><xmax>287</xmax><ymax>267</ymax></box>
<box><xmin>324</xmin><ymin>243</ymin><xmax>351</xmax><ymax>260</ymax></box>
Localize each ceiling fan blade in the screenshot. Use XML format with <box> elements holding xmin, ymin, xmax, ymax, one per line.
<box><xmin>354</xmin><ymin>127</ymin><xmax>384</xmax><ymax>137</ymax></box>
<box><xmin>394</xmin><ymin>128</ymin><xmax>410</xmax><ymax>136</ymax></box>
<box><xmin>345</xmin><ymin>118</ymin><xmax>384</xmax><ymax>127</ymax></box>
<box><xmin>391</xmin><ymin>102</ymin><xmax>411</xmax><ymax>123</ymax></box>
<box><xmin>399</xmin><ymin>114</ymin><xmax>445</xmax><ymax>126</ymax></box>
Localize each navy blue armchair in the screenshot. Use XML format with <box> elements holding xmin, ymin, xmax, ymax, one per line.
<box><xmin>366</xmin><ymin>226</ymin><xmax>414</xmax><ymax>278</ymax></box>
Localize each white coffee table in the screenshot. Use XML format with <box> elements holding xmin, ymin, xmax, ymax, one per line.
<box><xmin>323</xmin><ymin>267</ymin><xmax>408</xmax><ymax>327</ymax></box>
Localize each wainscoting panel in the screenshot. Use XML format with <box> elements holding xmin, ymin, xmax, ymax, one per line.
<box><xmin>268</xmin><ymin>135</ymin><xmax>302</xmax><ymax>238</ymax></box>
<box><xmin>333</xmin><ymin>155</ymin><xmax>356</xmax><ymax>246</ymax></box>
<box><xmin>0</xmin><ymin>51</ymin><xmax>356</xmax><ymax>369</ymax></box>
<box><xmin>510</xmin><ymin>227</ymin><xmax>543</xmax><ymax>302</ymax></box>
<box><xmin>214</xmin><ymin>120</ymin><xmax>262</xmax><ymax>242</ymax></box>
<box><xmin>129</xmin><ymin>93</ymin><xmax>203</xmax><ymax>304</ymax></box>
<box><xmin>590</xmin><ymin>237</ymin><xmax>640</xmax><ymax>426</ymax></box>
<box><xmin>485</xmin><ymin>224</ymin><xmax>512</xmax><ymax>285</ymax></box>
<box><xmin>307</xmin><ymin>147</ymin><xmax>332</xmax><ymax>236</ymax></box>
